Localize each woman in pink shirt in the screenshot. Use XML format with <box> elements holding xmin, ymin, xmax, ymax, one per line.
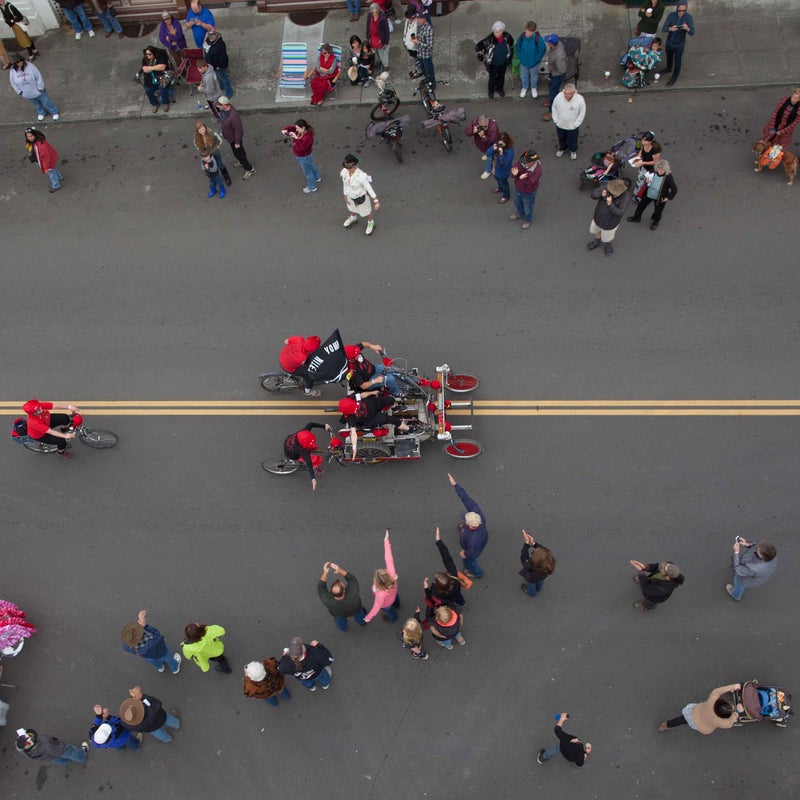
<box><xmin>364</xmin><ymin>531</ymin><xmax>399</xmax><ymax>622</ymax></box>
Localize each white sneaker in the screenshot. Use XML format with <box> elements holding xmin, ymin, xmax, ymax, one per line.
<box><xmin>555</xmin><ymin>150</ymin><xmax>565</xmax><ymax>158</ymax></box>
<box><xmin>303</xmin><ymin>186</ymin><xmax>317</xmax><ymax>193</ymax></box>
<box><xmin>519</xmin><ymin>88</ymin><xmax>527</xmax><ymax>98</ymax></box>
<box><xmin>570</xmin><ymin>151</ymin><xmax>577</xmax><ymax>160</ymax></box>
<box><xmin>53</xmin><ymin>114</ymin><xmax>60</xmax><ymax>121</ymax></box>
<box><xmin>343</xmin><ymin>215</ymin><xmax>358</xmax><ymax>228</ymax></box>
<box><xmin>531</xmin><ymin>87</ymin><xmax>538</xmax><ymax>98</ymax></box>
<box><xmin>75</xmin><ymin>31</ymin><xmax>82</xmax><ymax>40</ymax></box>
<box><xmin>37</xmin><ymin>114</ymin><xmax>45</xmax><ymax>121</ymax></box>
<box><xmin>480</xmin><ymin>171</ymin><xmax>491</xmax><ymax>180</ymax></box>
<box><xmin>88</xmin><ymin>29</ymin><xmax>95</xmax><ymax>38</ymax></box>
<box><xmin>480</xmin><ymin>154</ymin><xmax>488</xmax><ymax>161</ymax></box>
<box><xmin>365</xmin><ymin>220</ymin><xmax>375</xmax><ymax>236</ymax></box>
<box><xmin>172</xmin><ymin>653</ymin><xmax>182</xmax><ymax>674</ymax></box>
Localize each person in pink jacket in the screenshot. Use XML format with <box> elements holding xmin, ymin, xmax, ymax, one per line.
<box><xmin>364</xmin><ymin>531</ymin><xmax>399</xmax><ymax>622</ymax></box>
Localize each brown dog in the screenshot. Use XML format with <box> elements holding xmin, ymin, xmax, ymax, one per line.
<box><xmin>753</xmin><ymin>140</ymin><xmax>798</xmax><ymax>186</ymax></box>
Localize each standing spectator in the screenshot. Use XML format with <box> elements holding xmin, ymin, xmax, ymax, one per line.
<box><xmin>364</xmin><ymin>531</ymin><xmax>400</xmax><ymax>623</ymax></box>
<box><xmin>204</xmin><ymin>31</ymin><xmax>233</xmax><ymax>98</ymax></box>
<box><xmin>726</xmin><ymin>537</ymin><xmax>777</xmax><ymax>602</ymax></box>
<box><xmin>194</xmin><ymin>121</ymin><xmax>231</xmax><ymax>185</ymax></box>
<box><xmin>475</xmin><ymin>21</ymin><xmax>514</xmax><ymax>99</ymax></box>
<box><xmin>218</xmin><ymin>96</ymin><xmax>255</xmax><ymax>179</ymax></box>
<box><xmin>243</xmin><ymin>659</ymin><xmax>291</xmax><ymax>706</ymax></box>
<box><xmin>121</xmin><ymin>609</ymin><xmax>182</xmax><ymax>675</ymax></box>
<box><xmin>140</xmin><ymin>45</ymin><xmax>170</xmax><ymax>113</ymax></box>
<box><xmin>629</xmin><ymin>557</ymin><xmax>683</xmax><ymax>611</ymax></box>
<box><xmin>661</xmin><ymin>1</ymin><xmax>695</xmax><ymax>86</ymax></box>
<box><xmin>410</xmin><ymin>12</ymin><xmax>436</xmax><ymax>89</ymax></box>
<box><xmin>24</xmin><ymin>128</ymin><xmax>62</xmax><ymax>193</ymax></box>
<box><xmin>466</xmin><ymin>114</ymin><xmax>499</xmax><ymax>173</ymax></box>
<box><xmin>509</xmin><ymin>149</ymin><xmax>542</xmax><ymax>230</ymax></box>
<box><xmin>427</xmin><ymin>604</ymin><xmax>464</xmax><ymax>650</ymax></box>
<box><xmin>185</xmin><ymin>0</ymin><xmax>214</xmax><ymax>49</ymax></box>
<box><xmin>88</xmin><ymin>705</ymin><xmax>141</xmax><ymax>751</ymax></box>
<box><xmin>158</xmin><ymin>11</ymin><xmax>186</xmax><ymax>70</ymax></box>
<box><xmin>200</xmin><ymin>149</ymin><xmax>226</xmax><ymax>199</ymax></box>
<box><xmin>400</xmin><ymin>614</ymin><xmax>428</xmax><ymax>660</ymax></box>
<box><xmin>542</xmin><ymin>34</ymin><xmax>566</xmax><ymax>120</ymax></box>
<box><xmin>448</xmin><ymin>472</ymin><xmax>489</xmax><ymax>579</ymax></box>
<box><xmin>346</xmin><ymin>0</ymin><xmax>361</xmax><ymax>23</ymax></box>
<box><xmin>196</xmin><ymin>59</ymin><xmax>221</xmax><ymax>117</ymax></box>
<box><xmin>281</xmin><ymin>119</ymin><xmax>321</xmax><ymax>194</ymax></box>
<box><xmin>58</xmin><ymin>0</ymin><xmax>95</xmax><ymax>39</ymax></box>
<box><xmin>341</xmin><ymin>153</ymin><xmax>380</xmax><ymax>235</ymax></box>
<box><xmin>1</xmin><ymin>0</ymin><xmax>40</xmax><ymax>60</ymax></box>
<box><xmin>365</xmin><ymin>3</ymin><xmax>390</xmax><ymax>69</ymax></box>
<box><xmin>537</xmin><ymin>713</ymin><xmax>592</xmax><ymax>767</ymax></box>
<box><xmin>182</xmin><ymin>623</ymin><xmax>232</xmax><ymax>673</ymax></box>
<box><xmin>9</xmin><ymin>55</ymin><xmax>59</xmax><ymax>121</ymax></box>
<box><xmin>658</xmin><ymin>684</ymin><xmax>743</xmax><ymax>733</ymax></box>
<box><xmin>586</xmin><ymin>178</ymin><xmax>632</xmax><ymax>257</ymax></box>
<box><xmin>761</xmin><ymin>88</ymin><xmax>800</xmax><ymax>148</ymax></box>
<box><xmin>15</xmin><ymin>728</ymin><xmax>88</xmax><ymax>765</ymax></box>
<box><xmin>318</xmin><ymin>561</ymin><xmax>367</xmax><ymax>631</ymax></box>
<box><xmin>119</xmin><ymin>686</ymin><xmax>180</xmax><ymax>743</ymax></box>
<box><xmin>402</xmin><ymin>7</ymin><xmax>418</xmax><ymax>75</ymax></box>
<box><xmin>90</xmin><ymin>0</ymin><xmax>123</xmax><ymax>39</ymax></box>
<box><xmin>630</xmin><ymin>132</ymin><xmax>662</xmax><ymax>197</ymax></box>
<box><xmin>627</xmin><ymin>160</ymin><xmax>677</xmax><ymax>230</ymax></box>
<box><xmin>519</xmin><ymin>529</ymin><xmax>556</xmax><ymax>597</ymax></box>
<box><xmin>308</xmin><ymin>43</ymin><xmax>339</xmax><ymax>106</ymax></box>
<box><xmin>278</xmin><ymin>637</ymin><xmax>334</xmax><ymax>692</ymax></box>
<box><xmin>515</xmin><ymin>21</ymin><xmax>546</xmax><ymax>98</ymax></box>
<box><xmin>0</xmin><ymin>38</ymin><xmax>9</xmax><ymax>70</ymax></box>
<box><xmin>636</xmin><ymin>1</ymin><xmax>665</xmax><ymax>39</ymax></box>
<box><xmin>484</xmin><ymin>131</ymin><xmax>514</xmax><ymax>203</ymax></box>
<box><xmin>551</xmin><ymin>82</ymin><xmax>586</xmax><ymax>160</ymax></box>
<box><xmin>426</xmin><ymin>527</ymin><xmax>465</xmax><ymax>609</ymax></box>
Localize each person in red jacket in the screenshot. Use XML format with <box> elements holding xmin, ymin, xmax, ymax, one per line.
<box><xmin>25</xmin><ymin>128</ymin><xmax>62</xmax><ymax>193</ymax></box>
<box><xmin>283</xmin><ymin>422</ymin><xmax>331</xmax><ymax>491</ymax></box>
<box><xmin>281</xmin><ymin>119</ymin><xmax>321</xmax><ymax>194</ymax></box>
<box><xmin>22</xmin><ymin>398</ymin><xmax>79</xmax><ymax>457</ymax></box>
<box><xmin>279</xmin><ymin>335</ymin><xmax>322</xmax><ymax>396</ymax></box>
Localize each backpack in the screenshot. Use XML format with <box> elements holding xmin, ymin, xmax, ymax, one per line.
<box><xmin>11</xmin><ymin>417</ymin><xmax>32</xmax><ymax>445</ymax></box>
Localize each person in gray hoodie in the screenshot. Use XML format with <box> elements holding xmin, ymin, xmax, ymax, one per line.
<box><xmin>586</xmin><ymin>177</ymin><xmax>632</xmax><ymax>257</ymax></box>
<box><xmin>8</xmin><ymin>54</ymin><xmax>59</xmax><ymax>120</ymax></box>
<box><xmin>196</xmin><ymin>59</ymin><xmax>222</xmax><ymax>117</ymax></box>
<box><xmin>726</xmin><ymin>537</ymin><xmax>777</xmax><ymax>601</ymax></box>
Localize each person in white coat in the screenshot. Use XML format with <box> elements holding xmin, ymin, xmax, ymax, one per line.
<box><xmin>340</xmin><ymin>154</ymin><xmax>380</xmax><ymax>235</ymax></box>
<box><xmin>550</xmin><ymin>83</ymin><xmax>586</xmax><ymax>160</ymax></box>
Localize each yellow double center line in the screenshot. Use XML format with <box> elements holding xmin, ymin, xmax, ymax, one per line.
<box><xmin>2</xmin><ymin>401</ymin><xmax>800</xmax><ymax>416</ymax></box>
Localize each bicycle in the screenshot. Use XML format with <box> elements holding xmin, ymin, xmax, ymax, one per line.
<box><xmin>367</xmin><ymin>72</ymin><xmax>401</xmax><ymax>121</ymax></box>
<box><xmin>11</xmin><ymin>412</ymin><xmax>119</xmax><ymax>454</ymax></box>
<box><xmin>413</xmin><ymin>78</ymin><xmax>458</xmax><ymax>153</ymax></box>
<box><xmin>366</xmin><ymin>116</ymin><xmax>409</xmax><ymax>164</ymax></box>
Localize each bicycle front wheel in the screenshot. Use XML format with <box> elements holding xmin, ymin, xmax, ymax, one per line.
<box><xmin>370</xmin><ymin>97</ymin><xmax>400</xmax><ymax>121</ymax></box>
<box><xmin>446</xmin><ymin>373</ymin><xmax>481</xmax><ymax>393</ymax></box>
<box><xmin>79</xmin><ymin>428</ymin><xmax>119</xmax><ymax>449</ymax></box>
<box><xmin>260</xmin><ymin>373</ymin><xmax>301</xmax><ymax>393</ymax></box>
<box><xmin>441</xmin><ymin>125</ymin><xmax>453</xmax><ymax>153</ymax></box>
<box><xmin>262</xmin><ymin>456</ymin><xmax>301</xmax><ymax>475</ymax></box>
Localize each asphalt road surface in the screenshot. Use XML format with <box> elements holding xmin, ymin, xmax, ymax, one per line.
<box><xmin>1</xmin><ymin>88</ymin><xmax>798</xmax><ymax>799</ymax></box>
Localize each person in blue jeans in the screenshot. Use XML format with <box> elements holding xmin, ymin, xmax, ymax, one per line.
<box><xmin>281</xmin><ymin>119</ymin><xmax>321</xmax><ymax>194</ymax></box>
<box><xmin>515</xmin><ymin>21</ymin><xmax>546</xmax><ymax>98</ymax></box>
<box><xmin>121</xmin><ymin>609</ymin><xmax>182</xmax><ymax>674</ymax></box>
<box><xmin>90</xmin><ymin>0</ymin><xmax>124</xmax><ymax>39</ymax></box>
<box><xmin>317</xmin><ymin>562</ymin><xmax>367</xmax><ymax>631</ymax></box>
<box><xmin>484</xmin><ymin>131</ymin><xmax>514</xmax><ymax>203</ymax></box>
<box><xmin>15</xmin><ymin>728</ymin><xmax>88</xmax><ymax>765</ymax></box>
<box><xmin>119</xmin><ymin>687</ymin><xmax>181</xmax><ymax>743</ymax></box>
<box><xmin>542</xmin><ymin>34</ymin><xmax>566</xmax><ymax>120</ymax></box>
<box><xmin>538</xmin><ymin>713</ymin><xmax>592</xmax><ymax>767</ymax></box>
<box><xmin>726</xmin><ymin>537</ymin><xmax>777</xmax><ymax>601</ymax></box>
<box><xmin>448</xmin><ymin>472</ymin><xmax>489</xmax><ymax>578</ymax></box>
<box><xmin>89</xmin><ymin>705</ymin><xmax>141</xmax><ymax>751</ymax></box>
<box><xmin>59</xmin><ymin>0</ymin><xmax>95</xmax><ymax>39</ymax></box>
<box><xmin>509</xmin><ymin>149</ymin><xmax>542</xmax><ymax>230</ymax></box>
<box><xmin>278</xmin><ymin>637</ymin><xmax>334</xmax><ymax>692</ymax></box>
<box><xmin>661</xmin><ymin>1</ymin><xmax>695</xmax><ymax>86</ymax></box>
<box><xmin>346</xmin><ymin>0</ymin><xmax>361</xmax><ymax>22</ymax></box>
<box><xmin>200</xmin><ymin>150</ymin><xmax>226</xmax><ymax>199</ymax></box>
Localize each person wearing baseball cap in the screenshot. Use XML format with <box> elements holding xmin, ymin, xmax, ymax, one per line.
<box><xmin>278</xmin><ymin>636</ymin><xmax>334</xmax><ymax>692</ymax></box>
<box><xmin>448</xmin><ymin>472</ymin><xmax>489</xmax><ymax>579</ymax></box>
<box><xmin>282</xmin><ymin>422</ymin><xmax>332</xmax><ymax>491</ymax></box>
<box><xmin>88</xmin><ymin>705</ymin><xmax>142</xmax><ymax>750</ymax></box>
<box><xmin>121</xmin><ymin>609</ymin><xmax>182</xmax><ymax>674</ymax></box>
<box><xmin>119</xmin><ymin>686</ymin><xmax>180</xmax><ymax>742</ymax></box>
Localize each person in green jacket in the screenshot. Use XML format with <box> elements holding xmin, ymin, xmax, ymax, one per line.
<box><xmin>182</xmin><ymin>623</ymin><xmax>232</xmax><ymax>673</ymax></box>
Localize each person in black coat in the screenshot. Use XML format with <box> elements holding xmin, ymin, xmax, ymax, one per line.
<box><xmin>278</xmin><ymin>637</ymin><xmax>334</xmax><ymax>691</ymax></box>
<box><xmin>204</xmin><ymin>31</ymin><xmax>233</xmax><ymax>97</ymax></box>
<box><xmin>587</xmin><ymin>177</ymin><xmax>632</xmax><ymax>257</ymax></box>
<box><xmin>423</xmin><ymin>526</ymin><xmax>465</xmax><ymax>609</ymax></box>
<box><xmin>519</xmin><ymin>530</ymin><xmax>556</xmax><ymax>597</ymax></box>
<box><xmin>629</xmin><ymin>558</ymin><xmax>684</xmax><ymax>611</ymax></box>
<box><xmin>626</xmin><ymin>159</ymin><xmax>677</xmax><ymax>230</ymax></box>
<box><xmin>475</xmin><ymin>21</ymin><xmax>514</xmax><ymax>98</ymax></box>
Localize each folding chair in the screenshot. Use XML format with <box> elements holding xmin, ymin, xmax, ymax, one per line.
<box><xmin>279</xmin><ymin>42</ymin><xmax>309</xmax><ymax>98</ymax></box>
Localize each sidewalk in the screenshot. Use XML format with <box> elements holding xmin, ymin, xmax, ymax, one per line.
<box><xmin>2</xmin><ymin>0</ymin><xmax>798</xmax><ymax>128</ymax></box>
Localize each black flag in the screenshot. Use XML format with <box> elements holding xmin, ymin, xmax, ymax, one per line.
<box><xmin>305</xmin><ymin>329</ymin><xmax>347</xmax><ymax>384</ymax></box>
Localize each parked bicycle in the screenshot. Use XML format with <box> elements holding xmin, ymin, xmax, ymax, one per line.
<box><xmin>366</xmin><ymin>115</ymin><xmax>410</xmax><ymax>163</ymax></box>
<box><xmin>413</xmin><ymin>79</ymin><xmax>464</xmax><ymax>153</ymax></box>
<box><xmin>11</xmin><ymin>412</ymin><xmax>119</xmax><ymax>455</ymax></box>
<box><xmin>367</xmin><ymin>72</ymin><xmax>401</xmax><ymax>121</ymax></box>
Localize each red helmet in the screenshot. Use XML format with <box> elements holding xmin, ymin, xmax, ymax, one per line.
<box><xmin>297</xmin><ymin>430</ymin><xmax>317</xmax><ymax>450</ymax></box>
<box><xmin>345</xmin><ymin>345</ymin><xmax>361</xmax><ymax>361</ymax></box>
<box><xmin>22</xmin><ymin>398</ymin><xmax>41</xmax><ymax>415</ymax></box>
<box><xmin>338</xmin><ymin>397</ymin><xmax>358</xmax><ymax>416</ymax></box>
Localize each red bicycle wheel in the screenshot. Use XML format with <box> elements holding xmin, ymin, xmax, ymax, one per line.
<box><xmin>443</xmin><ymin>439</ymin><xmax>484</xmax><ymax>459</ymax></box>
<box><xmin>446</xmin><ymin>373</ymin><xmax>480</xmax><ymax>393</ymax></box>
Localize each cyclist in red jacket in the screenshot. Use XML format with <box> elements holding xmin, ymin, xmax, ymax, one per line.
<box><xmin>22</xmin><ymin>398</ymin><xmax>79</xmax><ymax>459</ymax></box>
<box><xmin>279</xmin><ymin>335</ymin><xmax>322</xmax><ymax>396</ymax></box>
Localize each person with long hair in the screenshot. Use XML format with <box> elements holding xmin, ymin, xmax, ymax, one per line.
<box><xmin>281</xmin><ymin>119</ymin><xmax>321</xmax><ymax>194</ymax></box>
<box><xmin>181</xmin><ymin>623</ymin><xmax>232</xmax><ymax>674</ymax></box>
<box><xmin>140</xmin><ymin>45</ymin><xmax>170</xmax><ymax>113</ymax></box>
<box><xmin>308</xmin><ymin>43</ymin><xmax>339</xmax><ymax>105</ymax></box>
<box><xmin>24</xmin><ymin>128</ymin><xmax>62</xmax><ymax>193</ymax></box>
<box><xmin>0</xmin><ymin>1</ymin><xmax>40</xmax><ymax>60</ymax></box>
<box><xmin>365</xmin><ymin>3</ymin><xmax>390</xmax><ymax>68</ymax></box>
<box><xmin>761</xmin><ymin>88</ymin><xmax>800</xmax><ymax>148</ymax></box>
<box><xmin>519</xmin><ymin>529</ymin><xmax>556</xmax><ymax>597</ymax></box>
<box><xmin>193</xmin><ymin>121</ymin><xmax>231</xmax><ymax>186</ymax></box>
<box><xmin>400</xmin><ymin>615</ymin><xmax>428</xmax><ymax>660</ymax></box>
<box><xmin>364</xmin><ymin>531</ymin><xmax>400</xmax><ymax>623</ymax></box>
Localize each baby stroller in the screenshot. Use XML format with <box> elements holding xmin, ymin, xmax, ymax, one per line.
<box><xmin>734</xmin><ymin>680</ymin><xmax>793</xmax><ymax>727</ymax></box>
<box><xmin>578</xmin><ymin>132</ymin><xmax>645</xmax><ymax>190</ymax></box>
